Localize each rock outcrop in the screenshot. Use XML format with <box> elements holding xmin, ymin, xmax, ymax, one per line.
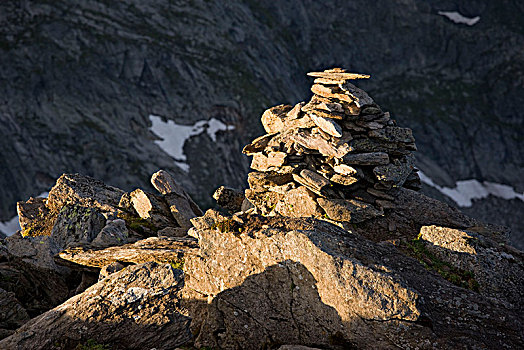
<box><xmin>0</xmin><ymin>262</ymin><xmax>192</xmax><ymax>350</ymax></box>
<box><xmin>182</xmin><ymin>213</ymin><xmax>523</xmax><ymax>349</ymax></box>
<box><xmin>243</xmin><ymin>68</ymin><xmax>420</xmax><ymax>227</ymax></box>
<box><xmin>0</xmin><ymin>170</ymin><xmax>201</xmax><ymax>339</ymax></box>
<box><xmin>1</xmin><ymin>169</ymin><xmax>522</xmax><ymax>349</ymax></box>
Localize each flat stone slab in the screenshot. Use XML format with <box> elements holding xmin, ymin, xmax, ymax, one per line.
<box><xmin>275</xmin><ymin>186</ymin><xmax>322</xmax><ymax>218</ymax></box>
<box><xmin>310</xmin><ymin>113</ymin><xmax>343</xmax><ymax>138</ymax></box>
<box><xmin>343</xmin><ymin>152</ymin><xmax>389</xmax><ymax>165</ymax></box>
<box><xmin>291</xmin><ymin>131</ymin><xmax>350</xmax><ymax>158</ymax></box>
<box><xmin>317</xmin><ymin>198</ymin><xmax>383</xmax><ymax>223</ymax></box>
<box><xmin>56</xmin><ymin>236</ymin><xmax>198</xmax><ymax>268</ymax></box>
<box><xmin>307</xmin><ymin>71</ymin><xmax>370</xmax><ymax>81</ymax></box>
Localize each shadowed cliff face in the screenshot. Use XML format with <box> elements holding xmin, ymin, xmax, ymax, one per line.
<box><xmin>0</xmin><ymin>1</ymin><xmax>523</xmax><ymax>244</ymax></box>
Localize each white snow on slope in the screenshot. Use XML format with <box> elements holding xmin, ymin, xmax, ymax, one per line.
<box><xmin>419</xmin><ymin>172</ymin><xmax>524</xmax><ymax>207</ymax></box>
<box><xmin>0</xmin><ymin>192</ymin><xmax>49</xmax><ymax>237</ymax></box>
<box><xmin>438</xmin><ymin>11</ymin><xmax>480</xmax><ymax>26</ymax></box>
<box><xmin>150</xmin><ymin>115</ymin><xmax>235</xmax><ymax>172</ymax></box>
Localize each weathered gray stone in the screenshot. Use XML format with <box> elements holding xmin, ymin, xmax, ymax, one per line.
<box><xmin>157</xmin><ymin>226</ymin><xmax>188</xmax><ymax>237</ymax></box>
<box><xmin>317</xmin><ymin>198</ymin><xmax>383</xmax><ymax>223</ymax></box>
<box><xmin>16</xmin><ymin>197</ymin><xmax>48</xmax><ymax>233</ymax></box>
<box><xmin>185</xmin><ymin>216</ymin><xmax>523</xmax><ymax>349</ymax></box>
<box><xmin>150</xmin><ymin>170</ymin><xmax>203</xmax><ymax>228</ymax></box>
<box><xmin>51</xmin><ymin>204</ymin><xmax>106</xmax><ymax>250</ymax></box>
<box><xmin>307</xmin><ymin>69</ymin><xmax>370</xmax><ymax>82</ymax></box>
<box><xmin>333</xmin><ymin>164</ymin><xmax>358</xmax><ymax>176</ymax></box>
<box><xmin>46</xmin><ymin>174</ymin><xmax>124</xmax><ymax>213</ymax></box>
<box><xmin>0</xmin><ymin>262</ymin><xmax>192</xmax><ymax>350</ymax></box>
<box><xmin>151</xmin><ymin>170</ymin><xmax>188</xmax><ymax>197</ymax></box>
<box><xmin>57</xmin><ymin>236</ymin><xmax>197</xmax><ymax>268</ymax></box>
<box><xmin>419</xmin><ymin>225</ymin><xmax>523</xmax><ymax>306</ymax></box>
<box><xmin>213</xmin><ymin>186</ymin><xmax>245</xmax><ymax>213</ymax></box>
<box><xmin>343</xmin><ymin>152</ymin><xmax>389</xmax><ymax>165</ymax></box>
<box><xmin>339</xmin><ymin>82</ymin><xmax>374</xmax><ymax>107</ymax></box>
<box><xmin>356</xmin><ymin>120</ymin><xmax>384</xmax><ymax>130</ymax></box>
<box><xmin>366</xmin><ymin>188</ymin><xmax>395</xmax><ymax>201</ymax></box>
<box><xmin>368</xmin><ymin>126</ymin><xmax>415</xmax><ymax>143</ymax></box>
<box><xmin>348</xmin><ymin>138</ymin><xmax>412</xmax><ymax>155</ymax></box>
<box><xmin>275</xmin><ymin>186</ymin><xmax>322</xmax><ymax>218</ymax></box>
<box><xmin>247</xmin><ymin>171</ymin><xmax>293</xmax><ymax>192</ymax></box>
<box><xmin>130</xmin><ymin>189</ymin><xmax>176</xmax><ymax>229</ymax></box>
<box><xmin>91</xmin><ymin>219</ymin><xmax>129</xmax><ymax>248</ymax></box>
<box><xmin>190</xmin><ymin>209</ymin><xmax>232</xmax><ymax>231</ymax></box>
<box><xmin>373</xmin><ymin>155</ymin><xmax>415</xmax><ymax>188</ymax></box>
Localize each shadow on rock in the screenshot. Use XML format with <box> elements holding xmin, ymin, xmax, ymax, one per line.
<box><xmin>186</xmin><ymin>260</ymin><xmax>355</xmax><ymax>349</ymax></box>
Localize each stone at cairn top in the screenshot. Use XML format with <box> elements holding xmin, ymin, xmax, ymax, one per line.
<box><xmin>242</xmin><ymin>67</ymin><xmax>421</xmax><ymax>227</ymax></box>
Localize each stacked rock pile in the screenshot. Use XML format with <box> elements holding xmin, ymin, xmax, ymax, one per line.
<box><xmin>243</xmin><ymin>68</ymin><xmax>421</xmax><ymax>225</ymax></box>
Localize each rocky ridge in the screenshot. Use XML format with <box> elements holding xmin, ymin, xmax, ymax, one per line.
<box><xmin>0</xmin><ymin>166</ymin><xmax>522</xmax><ymax>349</ymax></box>
<box><xmin>244</xmin><ymin>68</ymin><xmax>420</xmax><ymax>227</ymax></box>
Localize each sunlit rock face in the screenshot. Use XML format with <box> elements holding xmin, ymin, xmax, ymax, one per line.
<box><xmin>0</xmin><ymin>1</ymin><xmax>523</xmax><ymax>246</ymax></box>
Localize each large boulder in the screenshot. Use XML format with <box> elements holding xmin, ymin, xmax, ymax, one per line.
<box><xmin>0</xmin><ymin>262</ymin><xmax>192</xmax><ymax>350</ymax></box>
<box><xmin>46</xmin><ymin>173</ymin><xmax>124</xmax><ymax>213</ymax></box>
<box><xmin>184</xmin><ymin>214</ymin><xmax>523</xmax><ymax>349</ymax></box>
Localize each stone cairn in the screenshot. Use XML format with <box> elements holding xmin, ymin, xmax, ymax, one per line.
<box><xmin>242</xmin><ymin>68</ymin><xmax>421</xmax><ymax>226</ymax></box>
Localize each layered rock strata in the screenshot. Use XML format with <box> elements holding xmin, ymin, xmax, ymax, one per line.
<box><xmin>243</xmin><ymin>68</ymin><xmax>420</xmax><ymax>225</ymax></box>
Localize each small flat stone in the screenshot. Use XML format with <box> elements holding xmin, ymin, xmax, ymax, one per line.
<box><xmin>373</xmin><ymin>155</ymin><xmax>415</xmax><ymax>188</ymax></box>
<box><xmin>284</xmin><ymin>115</ymin><xmax>316</xmax><ymax>129</ymax></box>
<box><xmin>307</xmin><ymin>71</ymin><xmax>370</xmax><ymax>80</ymax></box>
<box><xmin>213</xmin><ymin>186</ymin><xmax>245</xmax><ymax>213</ymax></box>
<box><xmin>311</xmin><ymin>84</ymin><xmax>354</xmax><ymax>104</ymax></box>
<box><xmin>274</xmin><ymin>186</ymin><xmax>322</xmax><ymax>218</ymax></box>
<box><xmin>361</xmin><ymin>106</ymin><xmax>382</xmax><ymax>115</ymax></box>
<box><xmin>317</xmin><ymin>102</ymin><xmax>344</xmax><ymax>113</ymax></box>
<box><xmin>368</xmin><ymin>126</ymin><xmax>415</xmax><ymax>144</ymax></box>
<box><xmin>366</xmin><ymin>188</ymin><xmax>395</xmax><ymax>201</ymax></box>
<box><xmin>310</xmin><ymin>113</ymin><xmax>343</xmax><ymax>138</ymax></box>
<box><xmin>291</xmin><ymin>130</ymin><xmax>350</xmax><ymax>158</ymax></box>
<box><xmin>356</xmin><ymin>121</ymin><xmax>384</xmax><ymax>130</ymax></box>
<box><xmin>130</xmin><ymin>189</ymin><xmax>176</xmax><ymax>229</ymax></box>
<box><xmin>330</xmin><ymin>174</ymin><xmax>359</xmax><ymax>186</ymax></box>
<box><xmin>341</xmin><ymin>120</ymin><xmax>366</xmax><ymax>132</ymax></box>
<box><xmin>251</xmin><ymin>152</ymin><xmax>287</xmax><ymax>172</ymax></box>
<box><xmin>243</xmin><ymin>133</ymin><xmax>277</xmax><ymax>155</ymax></box>
<box><xmin>292</xmin><ymin>169</ymin><xmax>331</xmax><ymax>193</ymax></box>
<box><xmin>307</xmin><ymin>108</ymin><xmax>344</xmax><ymax>120</ymax></box>
<box><xmin>286</xmin><ymin>102</ymin><xmax>305</xmax><ymax>119</ymax></box>
<box><xmin>333</xmin><ymin>164</ymin><xmax>358</xmax><ymax>176</ymax></box>
<box><xmin>339</xmin><ymin>82</ymin><xmax>374</xmax><ymax>107</ymax></box>
<box><xmin>261</xmin><ymin>104</ymin><xmax>293</xmax><ymax>133</ymax></box>
<box><xmin>343</xmin><ymin>152</ymin><xmax>389</xmax><ymax>165</ymax></box>
<box><xmin>317</xmin><ymin>198</ymin><xmax>383</xmax><ymax>223</ymax></box>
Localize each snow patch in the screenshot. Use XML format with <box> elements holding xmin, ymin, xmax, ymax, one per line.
<box><xmin>150</xmin><ymin>115</ymin><xmax>235</xmax><ymax>172</ymax></box>
<box><xmin>0</xmin><ymin>192</ymin><xmax>49</xmax><ymax>236</ymax></box>
<box><xmin>438</xmin><ymin>11</ymin><xmax>480</xmax><ymax>26</ymax></box>
<box><xmin>419</xmin><ymin>172</ymin><xmax>524</xmax><ymax>207</ymax></box>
